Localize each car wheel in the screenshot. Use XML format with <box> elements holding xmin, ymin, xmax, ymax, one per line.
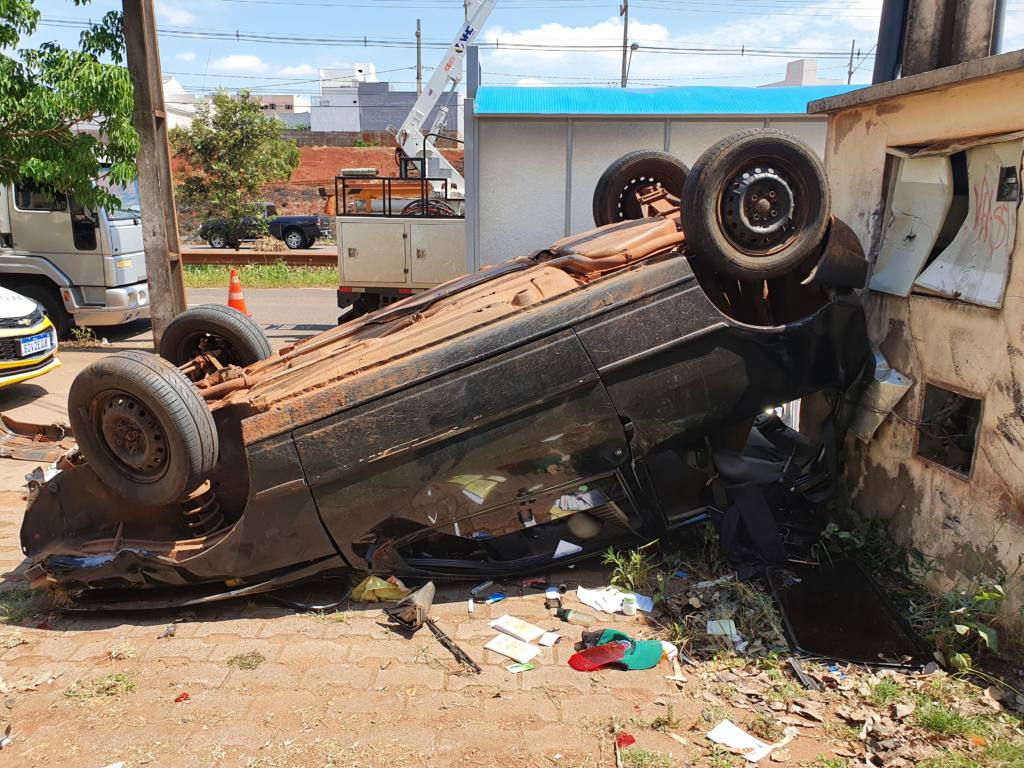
<box><xmin>208</xmin><ymin>232</ymin><xmax>228</xmax><ymax>249</ymax></box>
<box><xmin>68</xmin><ymin>350</ymin><xmax>218</xmax><ymax>506</ymax></box>
<box><xmin>14</xmin><ymin>283</ymin><xmax>72</xmax><ymax>340</ymax></box>
<box><xmin>159</xmin><ymin>304</ymin><xmax>273</xmax><ymax>373</ymax></box>
<box><xmin>283</xmin><ymin>228</ymin><xmax>306</xmax><ymax>250</ymax></box>
<box><xmin>592</xmin><ymin>149</ymin><xmax>689</xmax><ymax>227</ymax></box>
<box><xmin>681</xmin><ymin>130</ymin><xmax>829</xmax><ymax>280</ymax></box>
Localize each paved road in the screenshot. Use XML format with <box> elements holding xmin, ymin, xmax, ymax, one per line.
<box><xmin>188</xmin><ymin>287</ymin><xmax>339</xmax><ymax>348</ymax></box>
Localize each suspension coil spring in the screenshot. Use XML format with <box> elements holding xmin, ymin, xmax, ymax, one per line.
<box><xmin>181</xmin><ymin>481</ymin><xmax>224</xmax><ymax>535</ymax></box>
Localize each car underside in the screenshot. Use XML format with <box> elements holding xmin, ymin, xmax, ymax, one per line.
<box><xmin>19</xmin><ymin>130</ymin><xmax>874</xmax><ymax>608</ymax></box>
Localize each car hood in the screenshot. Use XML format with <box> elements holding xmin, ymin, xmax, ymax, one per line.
<box><xmin>0</xmin><ymin>286</ymin><xmax>40</xmax><ymax>320</ymax></box>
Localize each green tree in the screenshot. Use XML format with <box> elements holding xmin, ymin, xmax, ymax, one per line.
<box><xmin>0</xmin><ymin>1</ymin><xmax>137</xmax><ymax>210</ymax></box>
<box><xmin>170</xmin><ymin>90</ymin><xmax>300</xmax><ymax>247</ymax></box>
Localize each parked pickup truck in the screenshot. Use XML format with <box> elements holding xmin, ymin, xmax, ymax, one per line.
<box><xmin>199</xmin><ymin>203</ymin><xmax>333</xmax><ymax>250</ymax></box>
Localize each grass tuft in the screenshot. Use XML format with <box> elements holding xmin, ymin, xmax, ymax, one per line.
<box><xmin>227</xmin><ymin>651</ymin><xmax>266</xmax><ymax>670</ymax></box>
<box><xmin>914</xmin><ymin>701</ymin><xmax>987</xmax><ymax>737</ymax></box>
<box><xmin>870</xmin><ymin>678</ymin><xmax>903</xmax><ymax>707</ymax></box>
<box><xmin>621</xmin><ymin>747</ymin><xmax>673</xmax><ymax>768</ymax></box>
<box><xmin>0</xmin><ymin>585</ymin><xmax>46</xmax><ymax>625</ymax></box>
<box><xmin>184</xmin><ymin>262</ymin><xmax>336</xmax><ymax>289</ymax></box>
<box><xmin>65</xmin><ymin>673</ymin><xmax>136</xmax><ymax>700</ymax></box>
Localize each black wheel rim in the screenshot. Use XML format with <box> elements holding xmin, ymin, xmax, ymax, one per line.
<box><xmin>615</xmin><ymin>175</ymin><xmax>664</xmax><ymax>221</ymax></box>
<box><xmin>96</xmin><ymin>391</ymin><xmax>168</xmax><ymax>482</ymax></box>
<box><xmin>719</xmin><ymin>158</ymin><xmax>811</xmax><ymax>256</ymax></box>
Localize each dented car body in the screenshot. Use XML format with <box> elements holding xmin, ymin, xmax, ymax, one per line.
<box><xmin>20</xmin><ymin>132</ymin><xmax>874</xmax><ymax>606</ymax></box>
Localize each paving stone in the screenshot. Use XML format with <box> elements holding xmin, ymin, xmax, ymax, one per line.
<box><xmin>375</xmin><ymin>663</ymin><xmax>446</xmax><ymax>692</ymax></box>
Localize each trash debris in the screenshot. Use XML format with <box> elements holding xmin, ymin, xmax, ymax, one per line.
<box><xmin>485</xmin><ymin>634</ymin><xmax>540</xmax><ymax>664</ymax></box>
<box><xmin>483</xmin><ymin>592</ymin><xmax>507</xmax><ymax>605</ymax></box>
<box><xmin>615</xmin><ymin>732</ymin><xmax>636</xmax><ymax>749</ymax></box>
<box><xmin>555</xmin><ymin>607</ymin><xmax>597</xmax><ymax>627</ymax></box>
<box><xmin>553</xmin><ymin>540</ymin><xmax>583</xmax><ymax>559</ymax></box>
<box><xmin>576</xmin><ymin>585</ymin><xmax>653</xmax><ymax>614</ymax></box>
<box><xmin>621</xmin><ymin>594</ymin><xmax>638</xmax><ymax>616</ymax></box>
<box><xmin>426</xmin><ymin>619</ymin><xmax>481</xmax><ymax>674</ymax></box>
<box><xmin>489</xmin><ymin>614</ymin><xmax>545</xmax><ymax>643</ymax></box>
<box><xmin>385</xmin><ymin>582</ymin><xmax>435</xmax><ymax>631</ymax></box>
<box><xmin>174</xmin><ymin>692</ymin><xmax>190</xmax><ymax>703</ymax></box>
<box><xmin>850</xmin><ymin>349</ymin><xmax>913</xmax><ymax>442</ymax></box>
<box><xmin>466</xmin><ymin>598</ymin><xmax>474</xmax><ymax>614</ymax></box>
<box><xmin>157</xmin><ymin>624</ymin><xmax>176</xmax><ymax>639</ymax></box>
<box><xmin>787</xmin><ymin>658</ymin><xmax>821</xmax><ymax>692</ymax></box>
<box><xmin>351</xmin><ymin>575</ymin><xmax>410</xmax><ymax>603</ymax></box>
<box><xmin>470</xmin><ymin>579</ymin><xmax>494</xmax><ymax>597</ymax></box>
<box><xmin>664</xmin><ymin>657</ymin><xmax>688</xmax><ymax>688</ymax></box>
<box><xmin>706</xmin><ymin>720</ymin><xmax>774</xmax><ymax>762</ymax></box>
<box><xmin>568</xmin><ymin>629</ymin><xmax>667</xmax><ymax>671</ymax></box>
<box><xmin>506</xmin><ymin>662</ymin><xmax>535</xmax><ymax>674</ymax></box>
<box><xmin>695</xmin><ymin>574</ymin><xmax>736</xmax><ymax>589</ymax></box>
<box><xmin>539</xmin><ymin>631</ymin><xmax>560</xmax><ymax>647</ymax></box>
<box><xmin>707</xmin><ymin>619</ymin><xmax>742</xmax><ymax>641</ymax></box>
<box><xmin>0</xmin><ymin>723</ymin><xmax>10</xmax><ymax>750</ymax></box>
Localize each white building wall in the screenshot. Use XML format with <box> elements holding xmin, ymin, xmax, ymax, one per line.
<box><xmin>475</xmin><ymin>115</ymin><xmax>829</xmax><ymax>265</ymax></box>
<box><xmin>311</xmin><ymin>86</ymin><xmax>361</xmax><ymax>132</ymax></box>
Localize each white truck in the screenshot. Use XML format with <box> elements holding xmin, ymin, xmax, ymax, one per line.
<box><xmin>335</xmin><ymin>0</ymin><xmax>496</xmax><ymax>320</ymax></box>
<box><xmin>0</xmin><ymin>177</ymin><xmax>150</xmax><ymax>338</ymax></box>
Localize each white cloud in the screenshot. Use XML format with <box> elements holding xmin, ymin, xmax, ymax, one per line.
<box><xmin>175</xmin><ymin>51</ymin><xmax>197</xmax><ymax>62</ymax></box>
<box><xmin>155</xmin><ymin>1</ymin><xmax>196</xmax><ymax>26</ymax></box>
<box><xmin>278</xmin><ymin>64</ymin><xmax>317</xmax><ymax>77</ymax></box>
<box><xmin>482</xmin><ymin>2</ymin><xmax>885</xmax><ymax>87</ymax></box>
<box><xmin>210</xmin><ymin>54</ymin><xmax>269</xmax><ymax>74</ymax></box>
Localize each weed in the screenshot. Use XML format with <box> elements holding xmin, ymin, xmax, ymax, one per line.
<box><xmin>804</xmin><ymin>759</ymin><xmax>847</xmax><ymax>768</ymax></box>
<box><xmin>0</xmin><ymin>585</ymin><xmax>45</xmax><ymax>625</ymax></box>
<box><xmin>914</xmin><ymin>701</ymin><xmax>987</xmax><ymax>737</ymax></box>
<box><xmin>65</xmin><ymin>673</ymin><xmax>136</xmax><ymax>699</ymax></box>
<box><xmin>0</xmin><ymin>631</ymin><xmax>27</xmax><ymax>649</ymax></box>
<box><xmin>765</xmin><ymin>679</ymin><xmax>803</xmax><ymax>705</ymax></box>
<box><xmin>68</xmin><ymin>325</ymin><xmax>99</xmax><ymax>345</ymax></box>
<box><xmin>108</xmin><ymin>640</ymin><xmax>137</xmax><ymax>660</ymax></box>
<box><xmin>870</xmin><ymin>678</ymin><xmax>903</xmax><ymax>706</ymax></box>
<box><xmin>708</xmin><ymin>745</ymin><xmax>739</xmax><ymax>768</ymax></box>
<box><xmin>227</xmin><ymin>651</ymin><xmax>266</xmax><ymax>670</ymax></box>
<box><xmin>747</xmin><ymin>713</ymin><xmax>783</xmax><ymax>742</ymax></box>
<box><xmin>700</xmin><ymin>703</ymin><xmax>729</xmax><ymax>724</ymax></box>
<box><xmin>311</xmin><ymin>610</ymin><xmax>350</xmax><ymax>625</ymax></box>
<box><xmin>621</xmin><ymin>748</ymin><xmax>672</xmax><ymax>768</ymax></box>
<box><xmin>632</xmin><ymin>704</ymin><xmax>681</xmax><ymax>732</ymax></box>
<box><xmin>602</xmin><ymin>540</ymin><xmax>660</xmax><ymax>592</ymax></box>
<box><xmin>184</xmin><ymin>262</ymin><xmax>336</xmax><ymax>289</ymax></box>
<box><xmin>983</xmin><ymin>738</ymin><xmax>1024</xmax><ymax>768</ymax></box>
<box><xmin>919</xmin><ymin>753</ymin><xmax>981</xmax><ymax>768</ymax></box>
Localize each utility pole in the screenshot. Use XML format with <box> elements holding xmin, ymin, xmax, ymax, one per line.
<box><xmin>122</xmin><ymin>0</ymin><xmax>187</xmax><ymax>347</ymax></box>
<box><xmin>416</xmin><ymin>19</ymin><xmax>423</xmax><ymax>95</ymax></box>
<box><xmin>620</xmin><ymin>0</ymin><xmax>629</xmax><ymax>88</ymax></box>
<box><xmin>847</xmin><ymin>38</ymin><xmax>856</xmax><ymax>83</ymax></box>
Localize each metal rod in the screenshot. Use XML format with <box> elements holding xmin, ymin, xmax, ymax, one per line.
<box><xmin>620</xmin><ymin>0</ymin><xmax>629</xmax><ymax>88</ymax></box>
<box><xmin>416</xmin><ymin>19</ymin><xmax>423</xmax><ymax>95</ymax></box>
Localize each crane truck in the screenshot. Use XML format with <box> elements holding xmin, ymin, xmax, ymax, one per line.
<box><xmin>334</xmin><ymin>0</ymin><xmax>496</xmax><ymax>321</ymax></box>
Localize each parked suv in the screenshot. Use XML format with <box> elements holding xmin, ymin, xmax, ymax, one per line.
<box><xmin>199</xmin><ymin>202</ymin><xmax>333</xmax><ymax>250</ymax></box>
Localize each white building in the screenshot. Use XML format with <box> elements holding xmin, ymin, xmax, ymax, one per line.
<box><xmin>161</xmin><ymin>76</ymin><xmax>203</xmax><ymax>129</ymax></box>
<box><xmin>311</xmin><ymin>64</ymin><xmax>378</xmax><ymax>132</ymax></box>
<box><xmin>258</xmin><ymin>94</ymin><xmax>311</xmax><ymax>128</ymax></box>
<box><xmin>760</xmin><ymin>59</ymin><xmax>844</xmax><ymax>87</ymax></box>
<box><xmin>464</xmin><ymin>82</ymin><xmax>856</xmax><ymax>268</ymax></box>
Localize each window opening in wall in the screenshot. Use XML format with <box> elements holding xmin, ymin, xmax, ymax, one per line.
<box><xmin>915</xmin><ymin>384</ymin><xmax>982</xmax><ymax>477</ymax></box>
<box><xmin>871</xmin><ymin>135</ymin><xmax>1023</xmax><ymax>308</ymax></box>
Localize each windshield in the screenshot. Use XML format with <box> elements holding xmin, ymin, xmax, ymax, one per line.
<box><xmin>98</xmin><ymin>175</ymin><xmax>141</xmax><ymax>221</ymax></box>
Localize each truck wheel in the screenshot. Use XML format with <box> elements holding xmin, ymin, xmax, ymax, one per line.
<box><xmin>159</xmin><ymin>304</ymin><xmax>272</xmax><ymax>371</ymax></box>
<box><xmin>68</xmin><ymin>350</ymin><xmax>218</xmax><ymax>506</ymax></box>
<box><xmin>207</xmin><ymin>232</ymin><xmax>228</xmax><ymax>249</ymax></box>
<box><xmin>283</xmin><ymin>228</ymin><xmax>306</xmax><ymax>250</ymax></box>
<box><xmin>681</xmin><ymin>130</ymin><xmax>829</xmax><ymax>280</ymax></box>
<box><xmin>15</xmin><ymin>283</ymin><xmax>72</xmax><ymax>340</ymax></box>
<box><xmin>593</xmin><ymin>149</ymin><xmax>688</xmax><ymax>227</ymax></box>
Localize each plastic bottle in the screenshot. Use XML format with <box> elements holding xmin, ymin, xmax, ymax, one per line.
<box><xmin>555</xmin><ymin>607</ymin><xmax>597</xmax><ymax>628</ymax></box>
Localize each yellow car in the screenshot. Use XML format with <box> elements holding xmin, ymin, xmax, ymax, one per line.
<box><xmin>0</xmin><ymin>286</ymin><xmax>60</xmax><ymax>388</ymax></box>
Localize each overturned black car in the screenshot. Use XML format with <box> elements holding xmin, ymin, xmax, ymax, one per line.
<box><xmin>21</xmin><ymin>131</ymin><xmax>873</xmax><ymax>606</ymax></box>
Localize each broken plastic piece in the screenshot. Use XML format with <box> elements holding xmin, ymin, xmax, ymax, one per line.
<box><xmin>351</xmin><ymin>575</ymin><xmax>410</xmax><ymax>603</ymax></box>
<box><xmin>174</xmin><ymin>692</ymin><xmax>190</xmax><ymax>702</ymax></box>
<box><xmin>484</xmin><ymin>592</ymin><xmax>506</xmax><ymax>604</ymax></box>
<box><xmin>506</xmin><ymin>662</ymin><xmax>536</xmax><ymax>673</ymax></box>
<box><xmin>615</xmin><ymin>732</ymin><xmax>636</xmax><ymax>749</ymax></box>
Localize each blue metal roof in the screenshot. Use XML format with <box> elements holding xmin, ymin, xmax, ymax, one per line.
<box><xmin>474</xmin><ymin>84</ymin><xmax>861</xmax><ymax>116</ymax></box>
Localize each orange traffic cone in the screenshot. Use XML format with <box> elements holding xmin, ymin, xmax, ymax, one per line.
<box><xmin>227</xmin><ymin>269</ymin><xmax>251</xmax><ymax>316</ymax></box>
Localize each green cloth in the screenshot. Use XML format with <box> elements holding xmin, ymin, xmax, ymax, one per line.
<box><xmin>597</xmin><ymin>629</ymin><xmax>665</xmax><ymax>670</ymax></box>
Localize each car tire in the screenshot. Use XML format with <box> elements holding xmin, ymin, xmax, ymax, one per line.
<box><xmin>592</xmin><ymin>149</ymin><xmax>689</xmax><ymax>227</ymax></box>
<box><xmin>283</xmin><ymin>228</ymin><xmax>306</xmax><ymax>250</ymax></box>
<box><xmin>681</xmin><ymin>130</ymin><xmax>830</xmax><ymax>280</ymax></box>
<box><xmin>14</xmin><ymin>283</ymin><xmax>73</xmax><ymax>340</ymax></box>
<box><xmin>159</xmin><ymin>304</ymin><xmax>273</xmax><ymax>369</ymax></box>
<box><xmin>207</xmin><ymin>232</ymin><xmax>228</xmax><ymax>249</ymax></box>
<box><xmin>68</xmin><ymin>350</ymin><xmax>218</xmax><ymax>506</ymax></box>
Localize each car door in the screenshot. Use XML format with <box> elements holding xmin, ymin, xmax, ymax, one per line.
<box><xmin>292</xmin><ymin>329</ymin><xmax>630</xmax><ymax>571</ymax></box>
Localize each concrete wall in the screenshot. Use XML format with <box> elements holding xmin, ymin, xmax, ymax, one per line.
<box><xmin>357</xmin><ymin>82</ymin><xmax>459</xmax><ymax>134</ymax></box>
<box><xmin>473</xmin><ymin>115</ymin><xmax>828</xmax><ymax>266</ymax></box>
<box><xmin>820</xmin><ymin>69</ymin><xmax>1024</xmax><ymax>617</ymax></box>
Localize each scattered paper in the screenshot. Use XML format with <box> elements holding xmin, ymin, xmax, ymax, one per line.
<box><xmin>553</xmin><ymin>540</ymin><xmax>583</xmax><ymax>559</ymax></box>
<box><xmin>707</xmin><ymin>619</ymin><xmax>741</xmax><ymax>640</ymax></box>
<box><xmin>707</xmin><ymin>720</ymin><xmax>773</xmax><ymax>763</ymax></box>
<box><xmin>490</xmin><ymin>615</ymin><xmax>546</xmax><ymax>644</ymax></box>
<box><xmin>485</xmin><ymin>634</ymin><xmax>540</xmax><ymax>664</ymax></box>
<box><xmin>506</xmin><ymin>662</ymin><xmax>535</xmax><ymax>673</ymax></box>
<box><xmin>577</xmin><ymin>585</ymin><xmax>654</xmax><ymax>614</ymax></box>
<box><xmin>539</xmin><ymin>631</ymin><xmax>560</xmax><ymax>647</ymax></box>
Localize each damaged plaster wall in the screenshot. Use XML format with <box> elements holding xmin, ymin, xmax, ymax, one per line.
<box><xmin>821</xmin><ymin>69</ymin><xmax>1024</xmax><ymax>620</ymax></box>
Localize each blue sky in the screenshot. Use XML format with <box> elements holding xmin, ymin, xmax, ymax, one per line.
<box><xmin>24</xmin><ymin>0</ymin><xmax>1024</xmax><ymax>98</ymax></box>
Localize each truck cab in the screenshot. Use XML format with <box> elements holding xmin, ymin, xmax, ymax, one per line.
<box><xmin>0</xmin><ymin>177</ymin><xmax>150</xmax><ymax>338</ymax></box>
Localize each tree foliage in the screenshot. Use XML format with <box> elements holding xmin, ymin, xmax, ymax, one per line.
<box><xmin>170</xmin><ymin>90</ymin><xmax>300</xmax><ymax>244</ymax></box>
<box><xmin>0</xmin><ymin>1</ymin><xmax>137</xmax><ymax>210</ymax></box>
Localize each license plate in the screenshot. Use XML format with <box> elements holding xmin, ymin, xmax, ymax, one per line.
<box><xmin>18</xmin><ymin>331</ymin><xmax>53</xmax><ymax>357</ymax></box>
